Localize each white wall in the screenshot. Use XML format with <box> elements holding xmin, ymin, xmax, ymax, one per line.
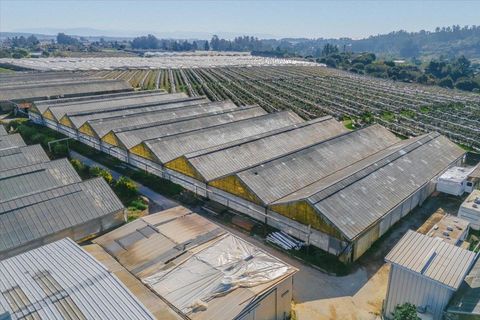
<box><xmin>384</xmin><ymin>265</ymin><xmax>454</xmax><ymax>319</ymax></box>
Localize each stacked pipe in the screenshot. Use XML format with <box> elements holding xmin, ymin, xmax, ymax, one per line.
<box><xmin>266</xmin><ymin>231</ymin><xmax>304</xmax><ymax>250</ymax></box>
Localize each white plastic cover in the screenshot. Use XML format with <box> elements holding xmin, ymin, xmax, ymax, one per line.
<box><xmin>143</xmin><ymin>234</ymin><xmax>290</xmax><ymax>314</ymax></box>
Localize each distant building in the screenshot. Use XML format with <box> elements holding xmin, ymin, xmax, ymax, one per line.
<box><xmin>458</xmin><ymin>190</ymin><xmax>480</xmax><ymax>230</ymax></box>
<box><xmin>0</xmin><ymin>238</ymin><xmax>155</xmax><ymax>320</ymax></box>
<box><xmin>384</xmin><ymin>230</ymin><xmax>476</xmax><ymax>319</ymax></box>
<box><xmin>92</xmin><ymin>206</ymin><xmax>298</xmax><ymax>320</ymax></box>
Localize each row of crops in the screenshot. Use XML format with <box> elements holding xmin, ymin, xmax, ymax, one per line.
<box><xmin>91</xmin><ymin>66</ymin><xmax>480</xmax><ymax>151</ymax></box>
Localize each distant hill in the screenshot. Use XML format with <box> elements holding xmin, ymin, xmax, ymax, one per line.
<box><xmin>276</xmin><ymin>26</ymin><xmax>480</xmax><ymax>60</ymax></box>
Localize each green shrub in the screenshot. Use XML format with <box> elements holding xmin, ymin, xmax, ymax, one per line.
<box><xmin>392</xmin><ymin>303</ymin><xmax>419</xmax><ymax>320</ymax></box>
<box><xmin>89</xmin><ymin>166</ymin><xmax>114</xmax><ymax>184</ymax></box>
<box><xmin>114</xmin><ymin>176</ymin><xmax>139</xmax><ymax>204</ymax></box>
<box><xmin>129</xmin><ymin>199</ymin><xmax>148</xmax><ymax>211</ymax></box>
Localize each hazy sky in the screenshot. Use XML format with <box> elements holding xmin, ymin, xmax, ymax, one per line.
<box><xmin>1</xmin><ymin>0</ymin><xmax>479</xmax><ymax>39</ymax></box>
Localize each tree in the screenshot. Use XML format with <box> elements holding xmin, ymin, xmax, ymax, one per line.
<box><xmin>56</xmin><ymin>33</ymin><xmax>79</xmax><ymax>45</ymax></box>
<box><xmin>392</xmin><ymin>303</ymin><xmax>420</xmax><ymax>320</ymax></box>
<box><xmin>399</xmin><ymin>39</ymin><xmax>420</xmax><ymax>58</ymax></box>
<box><xmin>455</xmin><ymin>78</ymin><xmax>480</xmax><ymax>91</ymax></box>
<box><xmin>438</xmin><ymin>76</ymin><xmax>454</xmax><ymax>88</ymax></box>
<box><xmin>322</xmin><ymin>43</ymin><xmax>339</xmax><ymax>56</ymax></box>
<box><xmin>210</xmin><ymin>35</ymin><xmax>220</xmax><ymax>51</ymax></box>
<box><xmin>204</xmin><ymin>40</ymin><xmax>210</xmax><ymax>51</ymax></box>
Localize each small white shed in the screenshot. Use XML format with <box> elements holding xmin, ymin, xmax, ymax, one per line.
<box><xmin>437</xmin><ymin>166</ymin><xmax>476</xmax><ymax>196</ymax></box>
<box><xmin>458</xmin><ymin>190</ymin><xmax>480</xmax><ymax>230</ymax></box>
<box><xmin>384</xmin><ymin>230</ymin><xmax>476</xmax><ymax>319</ymax></box>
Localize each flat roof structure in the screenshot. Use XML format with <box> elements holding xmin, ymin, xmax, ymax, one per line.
<box><xmin>175</xmin><ymin>116</ymin><xmax>348</xmax><ymax>182</ymax></box>
<box><xmin>0</xmin><ymin>238</ymin><xmax>155</xmax><ymax>320</ymax></box>
<box><xmin>0</xmin><ymin>158</ymin><xmax>81</xmax><ymax>201</ymax></box>
<box><xmin>0</xmin><ymin>134</ymin><xmax>26</xmax><ymax>150</ymax></box>
<box><xmin>0</xmin><ymin>145</ymin><xmax>49</xmax><ymax>172</ymax></box>
<box><xmin>0</xmin><ymin>177</ymin><xmax>124</xmax><ymax>258</ymax></box>
<box><xmin>386</xmin><ymin>230</ymin><xmax>476</xmax><ymax>290</ymax></box>
<box><xmin>83</xmin><ymin>244</ymin><xmax>182</xmax><ymax>320</ymax></box>
<box><xmin>0</xmin><ymin>79</ymin><xmax>132</xmax><ymax>102</ymax></box>
<box><xmin>93</xmin><ymin>206</ymin><xmax>297</xmax><ymax>320</ymax></box>
<box><xmin>426</xmin><ymin>214</ymin><xmax>470</xmax><ymax>245</ymax></box>
<box><xmin>142</xmin><ymin>110</ymin><xmax>303</xmax><ymax>165</ymax></box>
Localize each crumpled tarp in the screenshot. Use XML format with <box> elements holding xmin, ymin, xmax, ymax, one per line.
<box><xmin>142</xmin><ymin>234</ymin><xmax>291</xmax><ymax>314</ymax></box>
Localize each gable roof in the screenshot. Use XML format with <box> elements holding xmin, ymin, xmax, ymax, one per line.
<box><xmin>47</xmin><ymin>92</ymin><xmax>188</xmax><ymax>121</ymax></box>
<box><xmin>0</xmin><ymin>145</ymin><xmax>49</xmax><ymax>172</ymax></box>
<box><xmin>386</xmin><ymin>230</ymin><xmax>476</xmax><ymax>290</ymax></box>
<box><xmin>146</xmin><ymin>111</ymin><xmax>304</xmax><ymax>165</ymax></box>
<box><xmin>185</xmin><ymin>116</ymin><xmax>347</xmax><ymax>182</ymax></box>
<box><xmin>0</xmin><ymin>158</ymin><xmax>81</xmax><ymax>201</ymax></box>
<box><xmin>235</xmin><ymin>125</ymin><xmax>399</xmax><ymax>204</ymax></box>
<box><xmin>112</xmin><ymin>101</ymin><xmax>240</xmax><ymax>149</ymax></box>
<box><xmin>0</xmin><ymin>177</ymin><xmax>124</xmax><ymax>254</ymax></box>
<box><xmin>0</xmin><ymin>79</ymin><xmax>131</xmax><ymax>102</ymax></box>
<box><xmin>0</xmin><ymin>238</ymin><xmax>155</xmax><ymax>320</ymax></box>
<box><xmin>0</xmin><ymin>134</ymin><xmax>26</xmax><ymax>150</ymax></box>
<box><xmin>0</xmin><ymin>125</ymin><xmax>7</xmax><ymax>136</ymax></box>
<box><xmin>68</xmin><ymin>96</ymin><xmax>209</xmax><ymax>130</ymax></box>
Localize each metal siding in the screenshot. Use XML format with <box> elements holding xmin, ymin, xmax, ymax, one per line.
<box><xmin>385</xmin><ymin>265</ymin><xmax>454</xmax><ymax>319</ymax></box>
<box><xmin>0</xmin><ymin>238</ymin><xmax>155</xmax><ymax>319</ymax></box>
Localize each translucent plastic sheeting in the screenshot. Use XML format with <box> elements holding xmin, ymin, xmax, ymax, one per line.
<box><xmin>143</xmin><ymin>234</ymin><xmax>291</xmax><ymax>314</ymax></box>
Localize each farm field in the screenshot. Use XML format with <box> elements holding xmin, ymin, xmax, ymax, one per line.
<box><xmin>90</xmin><ymin>65</ymin><xmax>480</xmax><ymax>151</ymax></box>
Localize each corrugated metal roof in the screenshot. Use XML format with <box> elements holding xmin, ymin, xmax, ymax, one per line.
<box><xmin>0</xmin><ymin>71</ymin><xmax>90</xmax><ymax>86</ymax></box>
<box><xmin>93</xmin><ymin>206</ymin><xmax>297</xmax><ymax>320</ymax></box>
<box><xmin>447</xmin><ymin>256</ymin><xmax>480</xmax><ymax>315</ymax></box>
<box><xmin>116</xmin><ymin>105</ymin><xmax>264</xmax><ymax>151</ymax></box>
<box><xmin>83</xmin><ymin>243</ymin><xmax>182</xmax><ymax>320</ymax></box>
<box><xmin>0</xmin><ymin>158</ymin><xmax>81</xmax><ymax>201</ymax></box>
<box><xmin>0</xmin><ymin>238</ymin><xmax>155</xmax><ymax>320</ymax></box>
<box><xmin>0</xmin><ymin>177</ymin><xmax>124</xmax><ymax>254</ymax></box>
<box><xmin>68</xmin><ymin>96</ymin><xmax>208</xmax><ymax>130</ymax></box>
<box><xmin>187</xmin><ymin>116</ymin><xmax>347</xmax><ymax>182</ymax></box>
<box><xmin>385</xmin><ymin>230</ymin><xmax>475</xmax><ymax>290</ymax></box>
<box><xmin>48</xmin><ymin>92</ymin><xmax>188</xmax><ymax>120</ymax></box>
<box><xmin>0</xmin><ymin>134</ymin><xmax>26</xmax><ymax>150</ymax></box>
<box><xmin>0</xmin><ymin>79</ymin><xmax>131</xmax><ymax>102</ymax></box>
<box><xmin>309</xmin><ymin>134</ymin><xmax>464</xmax><ymax>240</ymax></box>
<box><xmin>147</xmin><ymin>111</ymin><xmax>304</xmax><ymax>164</ymax></box>
<box><xmin>33</xmin><ymin>89</ymin><xmax>166</xmax><ymax>113</ymax></box>
<box><xmin>236</xmin><ymin>124</ymin><xmax>399</xmax><ymax>204</ymax></box>
<box><xmin>0</xmin><ymin>145</ymin><xmax>49</xmax><ymax>172</ymax></box>
<box><xmin>0</xmin><ymin>125</ymin><xmax>7</xmax><ymax>136</ymax></box>
<box><xmin>113</xmin><ymin>101</ymin><xmax>239</xmax><ymax>149</ymax></box>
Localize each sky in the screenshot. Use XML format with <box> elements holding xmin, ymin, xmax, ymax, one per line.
<box><xmin>1</xmin><ymin>0</ymin><xmax>479</xmax><ymax>39</ymax></box>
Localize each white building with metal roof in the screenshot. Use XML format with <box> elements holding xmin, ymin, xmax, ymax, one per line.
<box><xmin>0</xmin><ymin>134</ymin><xmax>26</xmax><ymax>150</ymax></box>
<box><xmin>0</xmin><ymin>238</ymin><xmax>155</xmax><ymax>320</ymax></box>
<box><xmin>384</xmin><ymin>230</ymin><xmax>476</xmax><ymax>319</ymax></box>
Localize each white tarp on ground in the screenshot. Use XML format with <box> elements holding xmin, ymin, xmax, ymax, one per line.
<box><xmin>143</xmin><ymin>234</ymin><xmax>290</xmax><ymax>314</ymax></box>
